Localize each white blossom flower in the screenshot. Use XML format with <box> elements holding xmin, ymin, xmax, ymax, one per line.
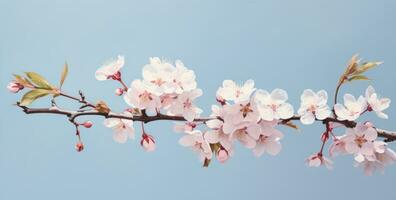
<box><xmin>103</xmin><ymin>111</ymin><xmax>134</xmax><ymax>143</ymax></box>
<box><xmin>365</xmin><ymin>85</ymin><xmax>391</xmax><ymax>119</ymax></box>
<box><xmin>95</xmin><ymin>55</ymin><xmax>125</xmax><ymax>81</ymax></box>
<box><xmin>343</xmin><ymin>123</ymin><xmax>380</xmax><ymax>162</ymax></box>
<box><xmin>124</xmin><ymin>80</ymin><xmax>161</xmax><ymax>113</ymax></box>
<box><xmin>216</xmin><ymin>80</ymin><xmax>256</xmax><ymax>103</ymax></box>
<box><xmin>179</xmin><ymin>130</ymin><xmax>212</xmax><ymax>162</ymax></box>
<box><xmin>254</xmin><ymin>89</ymin><xmax>294</xmax><ymax>121</ymax></box>
<box><xmin>229</xmin><ymin>123</ymin><xmax>261</xmax><ymax>149</ymax></box>
<box><xmin>168</xmin><ymin>89</ymin><xmax>203</xmax><ymax>122</ymax></box>
<box><xmin>298</xmin><ymin>89</ymin><xmax>331</xmax><ymax>124</ymax></box>
<box><xmin>171</xmin><ymin>60</ymin><xmax>197</xmax><ymax>94</ymax></box>
<box><xmin>355</xmin><ymin>148</ymin><xmax>396</xmax><ymax>176</ymax></box>
<box><xmin>142</xmin><ymin>57</ymin><xmax>175</xmax><ymax>95</ymax></box>
<box><xmin>306</xmin><ymin>153</ymin><xmax>333</xmax><ymax>169</ymax></box>
<box><xmin>221</xmin><ymin>99</ymin><xmax>260</xmax><ymax>134</ymax></box>
<box><xmin>252</xmin><ymin>120</ymin><xmax>284</xmax><ymax>157</ymax></box>
<box><xmin>204</xmin><ymin>119</ymin><xmax>232</xmax><ymax>150</ymax></box>
<box><xmin>334</xmin><ymin>94</ymin><xmax>367</xmax><ymax>121</ymax></box>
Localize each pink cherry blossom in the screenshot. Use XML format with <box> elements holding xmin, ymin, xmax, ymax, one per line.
<box><xmin>171</xmin><ymin>60</ymin><xmax>197</xmax><ymax>94</ymax></box>
<box><xmin>254</xmin><ymin>89</ymin><xmax>294</xmax><ymax>121</ymax></box>
<box><xmin>140</xmin><ymin>133</ymin><xmax>156</xmax><ymax>152</ymax></box>
<box><xmin>221</xmin><ymin>99</ymin><xmax>260</xmax><ymax>134</ymax></box>
<box><xmin>343</xmin><ymin>123</ymin><xmax>379</xmax><ymax>162</ymax></box>
<box><xmin>142</xmin><ymin>57</ymin><xmax>175</xmax><ymax>95</ymax></box>
<box><xmin>95</xmin><ymin>55</ymin><xmax>125</xmax><ymax>81</ymax></box>
<box><xmin>298</xmin><ymin>89</ymin><xmax>331</xmax><ymax>125</ymax></box>
<box><xmin>216</xmin><ymin>79</ymin><xmax>256</xmax><ymax>103</ymax></box>
<box><xmin>103</xmin><ymin>112</ymin><xmax>135</xmax><ymax>143</ymax></box>
<box><xmin>355</xmin><ymin>148</ymin><xmax>396</xmax><ymax>176</ymax></box>
<box><xmin>179</xmin><ymin>130</ymin><xmax>212</xmax><ymax>162</ymax></box>
<box><xmin>229</xmin><ymin>125</ymin><xmax>259</xmax><ymax>149</ymax></box>
<box><xmin>329</xmin><ymin>136</ymin><xmax>348</xmax><ymax>157</ymax></box>
<box><xmin>365</xmin><ymin>85</ymin><xmax>391</xmax><ymax>119</ymax></box>
<box><xmin>123</xmin><ymin>80</ymin><xmax>161</xmax><ymax>113</ymax></box>
<box><xmin>204</xmin><ymin>119</ymin><xmax>233</xmax><ymax>150</ymax></box>
<box><xmin>252</xmin><ymin>120</ymin><xmax>284</xmax><ymax>157</ymax></box>
<box><xmin>168</xmin><ymin>89</ymin><xmax>203</xmax><ymax>122</ymax></box>
<box><xmin>334</xmin><ymin>93</ymin><xmax>367</xmax><ymax>121</ymax></box>
<box><xmin>306</xmin><ymin>153</ymin><xmax>333</xmax><ymax>169</ymax></box>
<box><xmin>7</xmin><ymin>81</ymin><xmax>24</xmax><ymax>93</ymax></box>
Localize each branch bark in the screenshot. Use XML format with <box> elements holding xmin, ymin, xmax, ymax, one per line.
<box><xmin>17</xmin><ymin>104</ymin><xmax>396</xmax><ymax>142</ymax></box>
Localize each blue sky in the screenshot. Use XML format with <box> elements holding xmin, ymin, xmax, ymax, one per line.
<box><xmin>1</xmin><ymin>0</ymin><xmax>395</xmax><ymax>200</ymax></box>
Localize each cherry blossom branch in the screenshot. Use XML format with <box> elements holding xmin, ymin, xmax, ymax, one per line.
<box><xmin>16</xmin><ymin>103</ymin><xmax>396</xmax><ymax>142</ymax></box>
<box><xmin>8</xmin><ymin>54</ymin><xmax>396</xmax><ymax>174</ymax></box>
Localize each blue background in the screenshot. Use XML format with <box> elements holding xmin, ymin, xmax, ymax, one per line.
<box><xmin>1</xmin><ymin>0</ymin><xmax>395</xmax><ymax>199</ymax></box>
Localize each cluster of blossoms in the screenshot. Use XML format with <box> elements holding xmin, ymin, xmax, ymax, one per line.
<box><xmin>8</xmin><ymin>55</ymin><xmax>396</xmax><ymax>175</ymax></box>
<box><xmin>95</xmin><ymin>56</ymin><xmax>202</xmax><ymax>152</ymax></box>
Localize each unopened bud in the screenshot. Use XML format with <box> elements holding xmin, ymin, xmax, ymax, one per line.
<box><xmin>115</xmin><ymin>88</ymin><xmax>124</xmax><ymax>96</ymax></box>
<box><xmin>140</xmin><ymin>133</ymin><xmax>156</xmax><ymax>152</ymax></box>
<box><xmin>217</xmin><ymin>149</ymin><xmax>229</xmax><ymax>163</ymax></box>
<box><xmin>7</xmin><ymin>81</ymin><xmax>24</xmax><ymax>93</ymax></box>
<box><xmin>83</xmin><ymin>121</ymin><xmax>93</xmax><ymax>128</ymax></box>
<box><xmin>75</xmin><ymin>142</ymin><xmax>84</xmax><ymax>152</ymax></box>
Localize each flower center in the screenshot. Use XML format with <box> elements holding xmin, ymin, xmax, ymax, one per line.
<box><xmin>240</xmin><ymin>103</ymin><xmax>253</xmax><ymax>118</ymax></box>
<box><xmin>354</xmin><ymin>136</ymin><xmax>367</xmax><ymax>147</ymax></box>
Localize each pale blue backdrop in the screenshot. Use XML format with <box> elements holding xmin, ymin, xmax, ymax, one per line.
<box><xmin>1</xmin><ymin>0</ymin><xmax>395</xmax><ymax>200</ymax></box>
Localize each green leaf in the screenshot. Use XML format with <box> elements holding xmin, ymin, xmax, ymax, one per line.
<box><xmin>348</xmin><ymin>75</ymin><xmax>370</xmax><ymax>82</ymax></box>
<box><xmin>25</xmin><ymin>72</ymin><xmax>53</xmax><ymax>89</ymax></box>
<box><xmin>59</xmin><ymin>62</ymin><xmax>68</xmax><ymax>88</ymax></box>
<box><xmin>13</xmin><ymin>74</ymin><xmax>33</xmax><ymax>87</ymax></box>
<box><xmin>354</xmin><ymin>62</ymin><xmax>382</xmax><ymax>75</ymax></box>
<box><xmin>20</xmin><ymin>89</ymin><xmax>51</xmax><ymax>106</ymax></box>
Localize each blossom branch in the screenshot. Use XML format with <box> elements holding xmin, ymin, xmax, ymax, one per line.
<box><xmin>16</xmin><ymin>104</ymin><xmax>396</xmax><ymax>142</ymax></box>
<box><xmin>8</xmin><ymin>54</ymin><xmax>396</xmax><ymax>174</ymax></box>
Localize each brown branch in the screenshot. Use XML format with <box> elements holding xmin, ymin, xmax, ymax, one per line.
<box><xmin>16</xmin><ymin>105</ymin><xmax>396</xmax><ymax>142</ymax></box>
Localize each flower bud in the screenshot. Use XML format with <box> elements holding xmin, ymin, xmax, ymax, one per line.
<box><xmin>115</xmin><ymin>88</ymin><xmax>124</xmax><ymax>96</ymax></box>
<box><xmin>140</xmin><ymin>133</ymin><xmax>156</xmax><ymax>152</ymax></box>
<box><xmin>75</xmin><ymin>142</ymin><xmax>84</xmax><ymax>152</ymax></box>
<box><xmin>7</xmin><ymin>81</ymin><xmax>24</xmax><ymax>93</ymax></box>
<box><xmin>82</xmin><ymin>121</ymin><xmax>93</xmax><ymax>128</ymax></box>
<box><xmin>217</xmin><ymin>149</ymin><xmax>229</xmax><ymax>163</ymax></box>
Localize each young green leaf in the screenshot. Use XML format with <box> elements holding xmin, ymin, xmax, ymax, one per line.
<box><xmin>348</xmin><ymin>75</ymin><xmax>370</xmax><ymax>82</ymax></box>
<box><xmin>60</xmin><ymin>62</ymin><xmax>68</xmax><ymax>88</ymax></box>
<box><xmin>19</xmin><ymin>89</ymin><xmax>51</xmax><ymax>106</ymax></box>
<box><xmin>13</xmin><ymin>74</ymin><xmax>34</xmax><ymax>87</ymax></box>
<box><xmin>25</xmin><ymin>72</ymin><xmax>53</xmax><ymax>89</ymax></box>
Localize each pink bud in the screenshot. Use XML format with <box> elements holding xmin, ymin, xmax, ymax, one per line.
<box><xmin>83</xmin><ymin>121</ymin><xmax>93</xmax><ymax>128</ymax></box>
<box><xmin>115</xmin><ymin>88</ymin><xmax>124</xmax><ymax>96</ymax></box>
<box><xmin>217</xmin><ymin>149</ymin><xmax>229</xmax><ymax>163</ymax></box>
<box><xmin>140</xmin><ymin>134</ymin><xmax>156</xmax><ymax>152</ymax></box>
<box><xmin>7</xmin><ymin>81</ymin><xmax>24</xmax><ymax>93</ymax></box>
<box><xmin>75</xmin><ymin>142</ymin><xmax>84</xmax><ymax>152</ymax></box>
